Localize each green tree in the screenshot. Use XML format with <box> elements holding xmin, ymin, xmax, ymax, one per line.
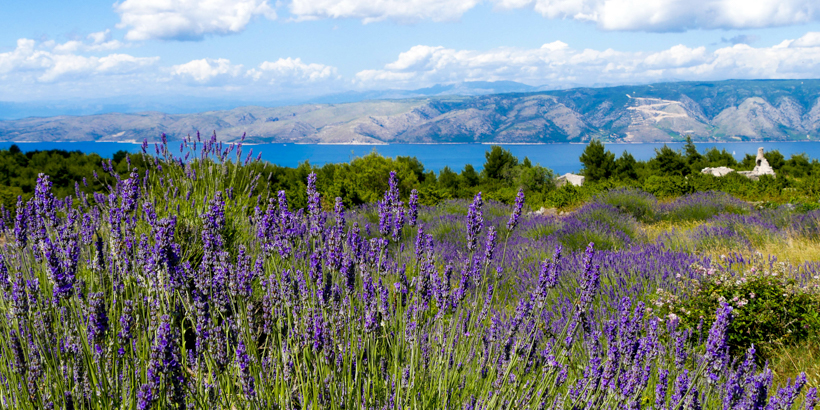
<box><xmin>614</xmin><ymin>151</ymin><xmax>638</xmax><ymax>180</ymax></box>
<box><xmin>703</xmin><ymin>147</ymin><xmax>737</xmax><ymax>167</ymax></box>
<box><xmin>684</xmin><ymin>136</ymin><xmax>702</xmax><ymax>165</ymax></box>
<box><xmin>783</xmin><ymin>153</ymin><xmax>811</xmax><ymax>178</ymax></box>
<box><xmin>652</xmin><ymin>145</ymin><xmax>689</xmax><ymax>176</ymax></box>
<box><xmin>113</xmin><ymin>150</ymin><xmax>129</xmax><ymax>165</ymax></box>
<box><xmin>579</xmin><ymin>139</ymin><xmax>615</xmax><ymax>182</ymax></box>
<box><xmin>765</xmin><ymin>150</ymin><xmax>786</xmax><ymax>171</ymax></box>
<box><xmin>517</xmin><ymin>165</ymin><xmax>554</xmax><ymax>192</ymax></box>
<box><xmin>396</xmin><ymin>156</ymin><xmax>426</xmax><ymax>182</ymax></box>
<box><xmin>460</xmin><ymin>164</ymin><xmax>479</xmax><ymax>187</ymax></box>
<box><xmin>438</xmin><ymin>166</ymin><xmax>459</xmax><ymax>193</ymax></box>
<box><xmin>483</xmin><ymin>146</ymin><xmax>518</xmax><ymax>180</ymax></box>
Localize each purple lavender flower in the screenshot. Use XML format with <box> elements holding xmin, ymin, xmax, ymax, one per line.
<box><xmin>670</xmin><ymin>370</ymin><xmax>689</xmax><ymax>409</ymax></box>
<box><xmin>507</xmin><ymin>188</ymin><xmax>525</xmax><ymax>232</ymax></box>
<box><xmin>14</xmin><ymin>196</ymin><xmax>27</xmax><ymax>248</ymax></box>
<box><xmin>483</xmin><ymin>226</ymin><xmax>497</xmax><ymax>266</ymax></box>
<box><xmin>236</xmin><ymin>340</ymin><xmax>256</xmax><ymax>399</ymax></box>
<box><xmin>466</xmin><ymin>192</ymin><xmax>484</xmax><ymax>252</ymax></box>
<box><xmin>118</xmin><ymin>300</ymin><xmax>135</xmax><ymax>356</ymax></box>
<box><xmin>379</xmin><ymin>171</ymin><xmax>405</xmax><ymax>241</ymax></box>
<box><xmin>655</xmin><ymin>369</ymin><xmax>669</xmax><ymax>410</ymax></box>
<box><xmin>87</xmin><ymin>292</ymin><xmax>109</xmax><ymax>344</ymax></box>
<box><xmin>0</xmin><ymin>253</ymin><xmax>9</xmax><ymax>292</ymax></box>
<box><xmin>576</xmin><ymin>243</ymin><xmax>600</xmax><ymax>317</ymax></box>
<box><xmin>143</xmin><ymin>315</ymin><xmax>186</xmax><ymax>408</ymax></box>
<box><xmin>768</xmin><ymin>373</ymin><xmax>808</xmax><ymax>409</ymax></box>
<box><xmin>11</xmin><ymin>272</ymin><xmax>28</xmax><ymax>314</ymax></box>
<box><xmin>536</xmin><ymin>245</ymin><xmax>562</xmax><ymax>303</ymax></box>
<box><xmin>704</xmin><ymin>302</ymin><xmax>733</xmax><ymax>383</ymax></box>
<box><xmin>306</xmin><ymin>172</ymin><xmax>324</xmax><ymax>238</ymax></box>
<box><xmin>41</xmin><ymin>237</ymin><xmax>77</xmax><ymax>303</ymax></box>
<box><xmin>9</xmin><ymin>329</ymin><xmax>25</xmax><ymax>373</ymax></box>
<box><xmin>408</xmin><ymin>189</ymin><xmax>419</xmax><ymax>227</ymax></box>
<box><xmin>804</xmin><ymin>387</ymin><xmax>818</xmax><ymax>410</ymax></box>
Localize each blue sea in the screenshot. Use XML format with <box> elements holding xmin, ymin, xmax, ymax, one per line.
<box><xmin>2</xmin><ymin>141</ymin><xmax>820</xmax><ymax>175</ymax></box>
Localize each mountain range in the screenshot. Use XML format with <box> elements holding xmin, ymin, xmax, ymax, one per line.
<box><xmin>2</xmin><ymin>79</ymin><xmax>820</xmax><ymax>144</ymax></box>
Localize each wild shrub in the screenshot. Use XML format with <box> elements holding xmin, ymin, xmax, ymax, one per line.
<box><xmin>656</xmin><ymin>259</ymin><xmax>820</xmax><ymax>359</ymax></box>
<box><xmin>591</xmin><ymin>187</ymin><xmax>657</xmax><ymax>222</ymax></box>
<box><xmin>659</xmin><ymin>191</ymin><xmax>750</xmax><ymax>222</ymax></box>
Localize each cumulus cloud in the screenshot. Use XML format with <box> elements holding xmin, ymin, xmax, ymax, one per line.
<box><xmin>169</xmin><ymin>57</ymin><xmax>340</xmax><ymax>88</ymax></box>
<box><xmin>115</xmin><ymin>0</ymin><xmax>277</xmax><ymax>41</ymax></box>
<box><xmin>49</xmin><ymin>30</ymin><xmax>126</xmax><ymax>53</ymax></box>
<box><xmin>791</xmin><ymin>32</ymin><xmax>820</xmax><ymax>47</ymax></box>
<box><xmin>289</xmin><ymin>0</ymin><xmax>480</xmax><ymax>23</ymax></box>
<box><xmin>247</xmin><ymin>58</ymin><xmax>339</xmax><ymax>84</ymax></box>
<box><xmin>0</xmin><ymin>38</ymin><xmax>158</xmax><ymax>83</ymax></box>
<box><xmin>287</xmin><ymin>0</ymin><xmax>819</xmax><ymax>31</ymax></box>
<box><xmin>494</xmin><ymin>0</ymin><xmax>820</xmax><ymax>31</ymax></box>
<box><xmin>355</xmin><ymin>36</ymin><xmax>820</xmax><ymax>88</ymax></box>
<box><xmin>170</xmin><ymin>58</ymin><xmax>244</xmax><ymax>84</ymax></box>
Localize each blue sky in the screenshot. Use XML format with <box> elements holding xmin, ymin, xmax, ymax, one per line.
<box><xmin>2</xmin><ymin>0</ymin><xmax>820</xmax><ymax>102</ymax></box>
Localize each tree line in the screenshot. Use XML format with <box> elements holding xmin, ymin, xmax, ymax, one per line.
<box><xmin>0</xmin><ymin>138</ymin><xmax>818</xmax><ymax>212</ymax></box>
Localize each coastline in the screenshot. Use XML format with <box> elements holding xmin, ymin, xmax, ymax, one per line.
<box><xmin>1</xmin><ymin>140</ymin><xmax>820</xmax><ymax>146</ymax></box>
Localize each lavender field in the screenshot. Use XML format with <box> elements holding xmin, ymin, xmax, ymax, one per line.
<box><xmin>1</xmin><ymin>135</ymin><xmax>819</xmax><ymax>409</ymax></box>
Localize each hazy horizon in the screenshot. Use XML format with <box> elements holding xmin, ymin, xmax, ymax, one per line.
<box><xmin>3</xmin><ymin>0</ymin><xmax>820</xmax><ymax>105</ymax></box>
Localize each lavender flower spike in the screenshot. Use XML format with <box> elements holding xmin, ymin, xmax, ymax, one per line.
<box><xmin>704</xmin><ymin>302</ymin><xmax>733</xmax><ymax>384</ymax></box>
<box><xmin>466</xmin><ymin>192</ymin><xmax>484</xmax><ymax>252</ymax></box>
<box><xmin>408</xmin><ymin>189</ymin><xmax>419</xmax><ymax>227</ymax></box>
<box><xmin>507</xmin><ymin>188</ymin><xmax>525</xmax><ymax>232</ymax></box>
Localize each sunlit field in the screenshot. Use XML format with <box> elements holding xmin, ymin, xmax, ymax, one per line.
<box><xmin>0</xmin><ymin>136</ymin><xmax>817</xmax><ymax>409</ymax></box>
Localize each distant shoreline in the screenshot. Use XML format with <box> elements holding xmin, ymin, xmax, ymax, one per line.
<box><xmin>1</xmin><ymin>140</ymin><xmax>820</xmax><ymax>145</ymax></box>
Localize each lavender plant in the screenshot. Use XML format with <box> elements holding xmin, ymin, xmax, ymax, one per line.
<box><xmin>0</xmin><ymin>137</ymin><xmax>813</xmax><ymax>410</ymax></box>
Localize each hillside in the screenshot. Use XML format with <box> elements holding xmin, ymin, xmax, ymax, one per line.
<box><xmin>2</xmin><ymin>79</ymin><xmax>820</xmax><ymax>143</ymax></box>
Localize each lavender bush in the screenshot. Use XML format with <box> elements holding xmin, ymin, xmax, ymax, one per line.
<box><xmin>591</xmin><ymin>187</ymin><xmax>658</xmax><ymax>223</ymax></box>
<box><xmin>0</xmin><ymin>136</ymin><xmax>814</xmax><ymax>409</ymax></box>
<box><xmin>659</xmin><ymin>191</ymin><xmax>751</xmax><ymax>222</ymax></box>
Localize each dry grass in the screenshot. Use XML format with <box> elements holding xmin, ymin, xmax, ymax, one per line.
<box><xmin>767</xmin><ymin>338</ymin><xmax>820</xmax><ymax>390</ymax></box>
<box><xmin>755</xmin><ymin>237</ymin><xmax>820</xmax><ymax>265</ymax></box>
<box><xmin>643</xmin><ymin>220</ymin><xmax>820</xmax><ymax>265</ymax></box>
<box><xmin>642</xmin><ymin>220</ymin><xmax>703</xmax><ymax>242</ymax></box>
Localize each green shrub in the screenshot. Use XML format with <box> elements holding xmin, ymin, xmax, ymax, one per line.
<box><xmin>656</xmin><ymin>260</ymin><xmax>820</xmax><ymax>360</ymax></box>
<box><xmin>0</xmin><ymin>185</ymin><xmax>24</xmax><ymax>211</ymax></box>
<box><xmin>591</xmin><ymin>187</ymin><xmax>657</xmax><ymax>222</ymax></box>
<box><xmin>417</xmin><ymin>185</ymin><xmax>452</xmax><ymax>206</ymax></box>
<box><xmin>642</xmin><ymin>175</ymin><xmax>690</xmax><ymax>198</ymax></box>
<box><xmin>545</xmin><ymin>184</ymin><xmax>585</xmax><ymax>209</ymax></box>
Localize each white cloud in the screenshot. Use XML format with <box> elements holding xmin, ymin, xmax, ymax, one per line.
<box><xmin>791</xmin><ymin>32</ymin><xmax>820</xmax><ymax>47</ymax></box>
<box><xmin>289</xmin><ymin>0</ymin><xmax>480</xmax><ymax>23</ymax></box>
<box><xmin>88</xmin><ymin>30</ymin><xmax>112</xmax><ymax>45</ymax></box>
<box><xmin>287</xmin><ymin>0</ymin><xmax>819</xmax><ymax>31</ymax></box>
<box><xmin>170</xmin><ymin>58</ymin><xmax>244</xmax><ymax>84</ymax></box>
<box><xmin>115</xmin><ymin>0</ymin><xmax>277</xmax><ymax>41</ymax></box>
<box><xmin>0</xmin><ymin>39</ymin><xmax>51</xmax><ymax>74</ymax></box>
<box><xmin>494</xmin><ymin>0</ymin><xmax>820</xmax><ymax>31</ymax></box>
<box><xmin>247</xmin><ymin>58</ymin><xmax>339</xmax><ymax>84</ymax></box>
<box><xmin>0</xmin><ymin>38</ymin><xmax>158</xmax><ymax>83</ymax></box>
<box><xmin>355</xmin><ymin>37</ymin><xmax>820</xmax><ymax>88</ymax></box>
<box><xmin>642</xmin><ymin>45</ymin><xmax>708</xmax><ymax>68</ymax></box>
<box><xmin>51</xmin><ymin>30</ymin><xmax>126</xmax><ymax>53</ymax></box>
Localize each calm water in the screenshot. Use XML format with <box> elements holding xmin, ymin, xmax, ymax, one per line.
<box><xmin>3</xmin><ymin>141</ymin><xmax>820</xmax><ymax>175</ymax></box>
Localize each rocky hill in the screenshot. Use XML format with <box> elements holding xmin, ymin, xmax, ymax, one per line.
<box><xmin>2</xmin><ymin>79</ymin><xmax>820</xmax><ymax>144</ymax></box>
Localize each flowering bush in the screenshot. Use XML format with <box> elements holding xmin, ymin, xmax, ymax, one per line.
<box><xmin>655</xmin><ymin>258</ymin><xmax>820</xmax><ymax>359</ymax></box>
<box><xmin>0</xmin><ymin>136</ymin><xmax>814</xmax><ymax>409</ymax></box>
